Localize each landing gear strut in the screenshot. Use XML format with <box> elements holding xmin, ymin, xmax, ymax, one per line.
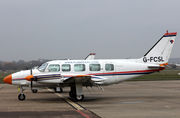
<box><xmin>69</xmin><ymin>87</ymin><xmax>76</xmax><ymax>98</ymax></box>
<box><xmin>18</xmin><ymin>86</ymin><xmax>26</xmax><ymax>101</ymax></box>
<box><xmin>54</xmin><ymin>87</ymin><xmax>63</xmax><ymax>93</ymax></box>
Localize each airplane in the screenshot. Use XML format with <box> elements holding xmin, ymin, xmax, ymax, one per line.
<box><xmin>3</xmin><ymin>31</ymin><xmax>177</xmax><ymax>101</ymax></box>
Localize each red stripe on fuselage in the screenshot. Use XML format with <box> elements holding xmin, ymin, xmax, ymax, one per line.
<box><xmin>88</xmin><ymin>68</ymin><xmax>163</xmax><ymax>76</ymax></box>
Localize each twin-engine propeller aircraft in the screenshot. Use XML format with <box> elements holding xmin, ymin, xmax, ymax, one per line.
<box><xmin>3</xmin><ymin>31</ymin><xmax>177</xmax><ymax>101</ymax></box>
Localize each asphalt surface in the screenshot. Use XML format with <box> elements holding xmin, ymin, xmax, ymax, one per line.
<box><xmin>1</xmin><ymin>81</ymin><xmax>180</xmax><ymax>118</ymax></box>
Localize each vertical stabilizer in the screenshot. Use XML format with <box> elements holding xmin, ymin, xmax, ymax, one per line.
<box><xmin>141</xmin><ymin>31</ymin><xmax>177</xmax><ymax>65</ymax></box>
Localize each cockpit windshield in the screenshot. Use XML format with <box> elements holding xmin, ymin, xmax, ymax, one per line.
<box><xmin>37</xmin><ymin>63</ymin><xmax>48</xmax><ymax>72</ymax></box>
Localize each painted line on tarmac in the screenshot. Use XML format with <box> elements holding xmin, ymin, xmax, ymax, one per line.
<box><xmin>47</xmin><ymin>88</ymin><xmax>85</xmax><ymax>110</ymax></box>
<box><xmin>47</xmin><ymin>88</ymin><xmax>100</xmax><ymax>118</ymax></box>
<box><xmin>76</xmin><ymin>110</ymin><xmax>91</xmax><ymax>118</ymax></box>
<box><xmin>0</xmin><ymin>85</ymin><xmax>4</xmax><ymax>90</ymax></box>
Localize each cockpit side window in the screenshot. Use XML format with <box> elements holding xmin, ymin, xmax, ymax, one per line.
<box><xmin>38</xmin><ymin>63</ymin><xmax>48</xmax><ymax>72</ymax></box>
<box><xmin>48</xmin><ymin>64</ymin><xmax>60</xmax><ymax>72</ymax></box>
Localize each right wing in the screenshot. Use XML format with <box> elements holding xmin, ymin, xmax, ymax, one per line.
<box><xmin>84</xmin><ymin>53</ymin><xmax>96</xmax><ymax>60</ymax></box>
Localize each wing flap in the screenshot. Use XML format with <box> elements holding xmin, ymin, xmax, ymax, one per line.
<box><xmin>63</xmin><ymin>75</ymin><xmax>107</xmax><ymax>86</ymax></box>
<box><xmin>63</xmin><ymin>75</ymin><xmax>91</xmax><ymax>84</ymax></box>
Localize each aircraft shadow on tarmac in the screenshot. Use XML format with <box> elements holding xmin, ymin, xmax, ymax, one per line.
<box><xmin>26</xmin><ymin>89</ymin><xmax>180</xmax><ymax>103</ymax></box>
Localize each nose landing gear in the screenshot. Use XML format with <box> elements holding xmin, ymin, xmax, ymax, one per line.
<box><xmin>18</xmin><ymin>94</ymin><xmax>25</xmax><ymax>100</ymax></box>
<box><xmin>18</xmin><ymin>86</ymin><xmax>26</xmax><ymax>101</ymax></box>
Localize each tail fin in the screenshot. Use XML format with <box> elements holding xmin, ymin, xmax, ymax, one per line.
<box><xmin>142</xmin><ymin>31</ymin><xmax>177</xmax><ymax>65</ymax></box>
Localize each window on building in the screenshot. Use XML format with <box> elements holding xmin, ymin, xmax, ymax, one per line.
<box><xmin>89</xmin><ymin>64</ymin><xmax>100</xmax><ymax>71</ymax></box>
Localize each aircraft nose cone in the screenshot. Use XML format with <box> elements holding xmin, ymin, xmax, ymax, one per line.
<box><xmin>3</xmin><ymin>75</ymin><xmax>12</xmax><ymax>84</ymax></box>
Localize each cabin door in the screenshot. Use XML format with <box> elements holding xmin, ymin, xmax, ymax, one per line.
<box><xmin>115</xmin><ymin>64</ymin><xmax>123</xmax><ymax>83</ymax></box>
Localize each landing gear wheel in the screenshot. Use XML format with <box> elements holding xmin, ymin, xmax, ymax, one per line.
<box><xmin>69</xmin><ymin>91</ymin><xmax>75</xmax><ymax>98</ymax></box>
<box><xmin>32</xmin><ymin>89</ymin><xmax>38</xmax><ymax>93</ymax></box>
<box><xmin>18</xmin><ymin>94</ymin><xmax>26</xmax><ymax>100</ymax></box>
<box><xmin>75</xmin><ymin>95</ymin><xmax>84</xmax><ymax>101</ymax></box>
<box><xmin>69</xmin><ymin>91</ymin><xmax>72</xmax><ymax>98</ymax></box>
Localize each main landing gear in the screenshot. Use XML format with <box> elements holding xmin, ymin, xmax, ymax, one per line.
<box><xmin>69</xmin><ymin>85</ymin><xmax>84</xmax><ymax>101</ymax></box>
<box><xmin>31</xmin><ymin>89</ymin><xmax>38</xmax><ymax>93</ymax></box>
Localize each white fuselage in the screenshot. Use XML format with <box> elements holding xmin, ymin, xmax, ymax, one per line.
<box><xmin>11</xmin><ymin>58</ymin><xmax>163</xmax><ymax>87</ymax></box>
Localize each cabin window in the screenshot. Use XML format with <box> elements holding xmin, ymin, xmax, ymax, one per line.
<box><xmin>89</xmin><ymin>64</ymin><xmax>100</xmax><ymax>71</ymax></box>
<box><xmin>105</xmin><ymin>64</ymin><xmax>114</xmax><ymax>71</ymax></box>
<box><xmin>48</xmin><ymin>64</ymin><xmax>60</xmax><ymax>72</ymax></box>
<box><xmin>62</xmin><ymin>64</ymin><xmax>71</xmax><ymax>72</ymax></box>
<box><xmin>74</xmin><ymin>64</ymin><xmax>85</xmax><ymax>71</ymax></box>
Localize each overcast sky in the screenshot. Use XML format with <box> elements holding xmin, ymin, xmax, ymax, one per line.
<box><xmin>0</xmin><ymin>0</ymin><xmax>180</xmax><ymax>61</ymax></box>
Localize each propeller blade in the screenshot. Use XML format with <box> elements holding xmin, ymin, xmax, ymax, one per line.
<box><xmin>30</xmin><ymin>69</ymin><xmax>33</xmax><ymax>90</ymax></box>
<box><xmin>31</xmin><ymin>78</ymin><xmax>33</xmax><ymax>91</ymax></box>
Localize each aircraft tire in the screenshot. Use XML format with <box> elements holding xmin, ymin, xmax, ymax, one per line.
<box><xmin>18</xmin><ymin>94</ymin><xmax>26</xmax><ymax>100</ymax></box>
<box><xmin>32</xmin><ymin>89</ymin><xmax>38</xmax><ymax>93</ymax></box>
<box><xmin>69</xmin><ymin>91</ymin><xmax>73</xmax><ymax>98</ymax></box>
<box><xmin>69</xmin><ymin>90</ymin><xmax>77</xmax><ymax>98</ymax></box>
<box><xmin>75</xmin><ymin>95</ymin><xmax>84</xmax><ymax>101</ymax></box>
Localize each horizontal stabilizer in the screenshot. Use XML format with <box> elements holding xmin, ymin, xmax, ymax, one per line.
<box><xmin>148</xmin><ymin>65</ymin><xmax>165</xmax><ymax>69</ymax></box>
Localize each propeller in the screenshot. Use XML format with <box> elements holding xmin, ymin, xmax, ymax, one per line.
<box><xmin>25</xmin><ymin>69</ymin><xmax>34</xmax><ymax>90</ymax></box>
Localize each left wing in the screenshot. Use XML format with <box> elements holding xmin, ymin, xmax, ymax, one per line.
<box><xmin>25</xmin><ymin>73</ymin><xmax>107</xmax><ymax>86</ymax></box>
